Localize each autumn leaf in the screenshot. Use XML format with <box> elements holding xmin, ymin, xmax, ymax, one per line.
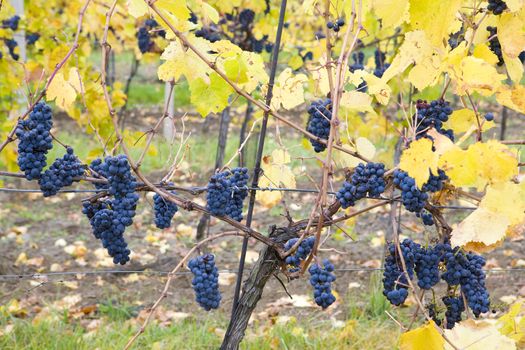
<box><xmin>257</xmin><ymin>149</ymin><xmax>296</xmax><ymax>208</ymax></box>
<box><xmin>451</xmin><ymin>181</ymin><xmax>525</xmax><ymax>251</ymax></box>
<box><xmin>444</xmin><ymin>108</ymin><xmax>495</xmax><ymax>134</ymax></box>
<box><xmin>439</xmin><ymin>141</ymin><xmax>518</xmax><ymax>190</ymax></box>
<box><xmin>408</xmin><ymin>0</ymin><xmax>461</xmax><ymax>47</ymax></box>
<box><xmin>46</xmin><ymin>68</ymin><xmax>82</xmax><ymax>109</ymax></box>
<box><xmin>399</xmin><ymin>321</ymin><xmax>444</xmax><ymax>350</ymax></box>
<box><xmin>444</xmin><ymin>319</ymin><xmax>516</xmax><ymax>350</ymax></box>
<box><xmin>269</xmin><ymin>68</ymin><xmax>307</xmax><ymax>111</ymax></box>
<box><xmin>189</xmin><ymin>72</ymin><xmax>234</xmax><ymax>117</ymax></box>
<box><xmin>399</xmin><ymin>138</ymin><xmax>439</xmax><ymax>188</ymax></box>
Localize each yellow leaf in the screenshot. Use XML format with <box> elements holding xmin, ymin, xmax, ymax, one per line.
<box><xmin>288</xmin><ymin>55</ymin><xmax>304</xmax><ymax>70</ymax></box>
<box><xmin>189</xmin><ymin>73</ymin><xmax>234</xmax><ymax>117</ymax></box>
<box><xmin>451</xmin><ymin>182</ymin><xmax>525</xmax><ymax>250</ymax></box>
<box><xmin>156</xmin><ymin>0</ymin><xmax>190</xmax><ymax>21</ymax></box>
<box><xmin>47</xmin><ymin>68</ymin><xmax>82</xmax><ymax>109</ymax></box>
<box><xmin>444</xmin><ymin>319</ymin><xmax>516</xmax><ymax>350</ymax></box>
<box><xmin>399</xmin><ymin>321</ymin><xmax>444</xmax><ymax>350</ymax></box>
<box><xmin>399</xmin><ymin>138</ymin><xmax>439</xmax><ymax>188</ymax></box>
<box><xmin>336</xmin><ymin>137</ymin><xmax>376</xmax><ymax>168</ymax></box>
<box><xmin>453</xmin><ymin>56</ymin><xmax>506</xmax><ymax>96</ymax></box>
<box><xmin>340</xmin><ymin>90</ymin><xmax>374</xmax><ymax>113</ymax></box>
<box><xmin>408</xmin><ymin>0</ymin><xmax>462</xmax><ymax>46</ymax></box>
<box><xmin>372</xmin><ymin>0</ymin><xmax>409</xmax><ymax>29</ymax></box>
<box><xmin>503</xmin><ymin>51</ymin><xmax>524</xmax><ymax>83</ymax></box>
<box><xmin>444</xmin><ymin>108</ymin><xmax>495</xmax><ymax>134</ymax></box>
<box><xmin>496</xmin><ymin>85</ymin><xmax>525</xmax><ymax>114</ymax></box>
<box><xmin>127</xmin><ymin>0</ymin><xmax>149</xmax><ymax>18</ymax></box>
<box><xmin>269</xmin><ymin>68</ymin><xmax>307</xmax><ymax>111</ymax></box>
<box><xmin>473</xmin><ymin>43</ymin><xmax>499</xmax><ymax>66</ymax></box>
<box><xmin>497</xmin><ymin>11</ymin><xmax>525</xmax><ymax>58</ymax></box>
<box><xmin>256</xmin><ymin>149</ymin><xmax>296</xmax><ymax>208</ymax></box>
<box><xmin>498</xmin><ymin>302</ymin><xmax>525</xmax><ymax>343</ymax></box>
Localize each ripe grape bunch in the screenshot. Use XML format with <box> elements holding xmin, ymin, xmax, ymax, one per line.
<box><xmin>373</xmin><ymin>49</ymin><xmax>390</xmax><ymax>78</ymax></box>
<box><xmin>393</xmin><ymin>170</ymin><xmax>429</xmax><ymax>213</ymax></box>
<box><xmin>441</xmin><ymin>245</ymin><xmax>490</xmax><ymax>317</ymax></box>
<box><xmin>206</xmin><ymin>167</ymin><xmax>249</xmax><ymax>221</ymax></box>
<box><xmin>1</xmin><ymin>15</ymin><xmax>20</xmax><ymax>30</ymax></box>
<box><xmin>487</xmin><ymin>0</ymin><xmax>508</xmax><ymax>15</ymax></box>
<box><xmin>306</xmin><ymin>99</ymin><xmax>332</xmax><ymax>152</ymax></box>
<box><xmin>336</xmin><ymin>162</ymin><xmax>386</xmax><ymax>208</ymax></box>
<box><xmin>487</xmin><ymin>26</ymin><xmax>504</xmax><ymax>66</ymax></box>
<box><xmin>217</xmin><ymin>9</ymin><xmax>271</xmax><ymax>53</ymax></box>
<box><xmin>415</xmin><ymin>99</ymin><xmax>454</xmax><ymax>141</ymax></box>
<box><xmin>16</xmin><ymin>102</ymin><xmax>53</xmax><ymax>180</ymax></box>
<box><xmin>136</xmin><ymin>19</ymin><xmax>165</xmax><ymax>53</ymax></box>
<box><xmin>414</xmin><ymin>244</ymin><xmax>445</xmax><ymax>289</ymax></box>
<box><xmin>153</xmin><ymin>192</ymin><xmax>179</xmax><ymax>229</ymax></box>
<box><xmin>83</xmin><ymin>155</ymin><xmax>139</xmax><ymax>265</ymax></box>
<box><xmin>308</xmin><ymin>259</ymin><xmax>337</xmax><ymax>309</ymax></box>
<box><xmin>442</xmin><ymin>296</ymin><xmax>465</xmax><ymax>329</ymax></box>
<box><xmin>284</xmin><ymin>236</ymin><xmax>316</xmax><ymax>272</ymax></box>
<box><xmin>326</xmin><ymin>18</ymin><xmax>345</xmax><ymax>32</ymax></box>
<box><xmin>382</xmin><ymin>239</ymin><xmax>418</xmax><ymax>305</ymax></box>
<box><xmin>188</xmin><ymin>254</ymin><xmax>222</xmax><ymax>311</ymax></box>
<box><xmin>38</xmin><ymin>147</ymin><xmax>85</xmax><ymax>197</ymax></box>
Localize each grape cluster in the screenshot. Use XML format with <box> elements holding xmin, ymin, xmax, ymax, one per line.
<box><xmin>448</xmin><ymin>28</ymin><xmax>465</xmax><ymax>49</ymax></box>
<box><xmin>393</xmin><ymin>170</ymin><xmax>429</xmax><ymax>213</ymax></box>
<box><xmin>487</xmin><ymin>0</ymin><xmax>508</xmax><ymax>15</ymax></box>
<box><xmin>382</xmin><ymin>239</ymin><xmax>418</xmax><ymax>305</ymax></box>
<box><xmin>216</xmin><ymin>9</ymin><xmax>272</xmax><ymax>53</ymax></box>
<box><xmin>83</xmin><ymin>155</ymin><xmax>139</xmax><ymax>265</ymax></box>
<box><xmin>348</xmin><ymin>52</ymin><xmax>368</xmax><ymax>91</ymax></box>
<box><xmin>4</xmin><ymin>39</ymin><xmax>19</xmax><ymax>60</ymax></box>
<box><xmin>206</xmin><ymin>167</ymin><xmax>249</xmax><ymax>221</ymax></box>
<box><xmin>188</xmin><ymin>254</ymin><xmax>221</xmax><ymax>311</ymax></box>
<box><xmin>422</xmin><ymin>169</ymin><xmax>448</xmax><ymax>193</ymax></box>
<box><xmin>373</xmin><ymin>49</ymin><xmax>390</xmax><ymax>78</ymax></box>
<box><xmin>306</xmin><ymin>99</ymin><xmax>332</xmax><ymax>152</ymax></box>
<box><xmin>442</xmin><ymin>296</ymin><xmax>465</xmax><ymax>329</ymax></box>
<box><xmin>441</xmin><ymin>245</ymin><xmax>490</xmax><ymax>317</ymax></box>
<box><xmin>26</xmin><ymin>33</ymin><xmax>40</xmax><ymax>46</ymax></box>
<box><xmin>427</xmin><ymin>303</ymin><xmax>442</xmax><ymax>326</ymax></box>
<box><xmin>16</xmin><ymin>102</ymin><xmax>53</xmax><ymax>180</ymax></box>
<box><xmin>38</xmin><ymin>148</ymin><xmax>85</xmax><ymax>197</ymax></box>
<box><xmin>195</xmin><ymin>26</ymin><xmax>221</xmax><ymax>43</ymax></box>
<box><xmin>308</xmin><ymin>259</ymin><xmax>337</xmax><ymax>309</ymax></box>
<box><xmin>336</xmin><ymin>162</ymin><xmax>386</xmax><ymax>208</ymax></box>
<box><xmin>487</xmin><ymin>27</ymin><xmax>504</xmax><ymax>66</ymax></box>
<box><xmin>415</xmin><ymin>99</ymin><xmax>454</xmax><ymax>141</ymax></box>
<box><xmin>136</xmin><ymin>19</ymin><xmax>165</xmax><ymax>53</ymax></box>
<box><xmin>414</xmin><ymin>244</ymin><xmax>444</xmax><ymax>289</ymax></box>
<box><xmin>153</xmin><ymin>192</ymin><xmax>178</xmax><ymax>229</ymax></box>
<box><xmin>417</xmin><ymin>210</ymin><xmax>434</xmax><ymax>226</ymax></box>
<box><xmin>2</xmin><ymin>15</ymin><xmax>20</xmax><ymax>30</ymax></box>
<box><xmin>284</xmin><ymin>236</ymin><xmax>316</xmax><ymax>272</ymax></box>
<box><xmin>327</xmin><ymin>18</ymin><xmax>345</xmax><ymax>32</ymax></box>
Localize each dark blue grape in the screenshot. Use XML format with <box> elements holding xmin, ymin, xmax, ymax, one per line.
<box><xmin>83</xmin><ymin>155</ymin><xmax>139</xmax><ymax>265</ymax></box>
<box><xmin>422</xmin><ymin>169</ymin><xmax>448</xmax><ymax>193</ymax></box>
<box><xmin>373</xmin><ymin>49</ymin><xmax>390</xmax><ymax>77</ymax></box>
<box><xmin>487</xmin><ymin>27</ymin><xmax>504</xmax><ymax>66</ymax></box>
<box><xmin>442</xmin><ymin>296</ymin><xmax>464</xmax><ymax>329</ymax></box>
<box><xmin>414</xmin><ymin>244</ymin><xmax>444</xmax><ymax>289</ymax></box>
<box><xmin>336</xmin><ymin>162</ymin><xmax>386</xmax><ymax>208</ymax></box>
<box><xmin>382</xmin><ymin>239</ymin><xmax>419</xmax><ymax>306</ymax></box>
<box><xmin>487</xmin><ymin>0</ymin><xmax>508</xmax><ymax>15</ymax></box>
<box><xmin>306</xmin><ymin>99</ymin><xmax>332</xmax><ymax>152</ymax></box>
<box><xmin>153</xmin><ymin>192</ymin><xmax>178</xmax><ymax>229</ymax></box>
<box><xmin>38</xmin><ymin>147</ymin><xmax>85</xmax><ymax>197</ymax></box>
<box><xmin>284</xmin><ymin>236</ymin><xmax>316</xmax><ymax>272</ymax></box>
<box><xmin>417</xmin><ymin>210</ymin><xmax>434</xmax><ymax>226</ymax></box>
<box><xmin>485</xmin><ymin>113</ymin><xmax>494</xmax><ymax>121</ymax></box>
<box><xmin>195</xmin><ymin>27</ymin><xmax>221</xmax><ymax>43</ymax></box>
<box><xmin>136</xmin><ymin>27</ymin><xmax>153</xmax><ymax>53</ymax></box>
<box><xmin>26</xmin><ymin>33</ymin><xmax>40</xmax><ymax>45</ymax></box>
<box><xmin>239</xmin><ymin>9</ymin><xmax>255</xmax><ymax>29</ymax></box>
<box><xmin>393</xmin><ymin>170</ymin><xmax>429</xmax><ymax>213</ymax></box>
<box><xmin>415</xmin><ymin>99</ymin><xmax>454</xmax><ymax>141</ymax></box>
<box><xmin>188</xmin><ymin>254</ymin><xmax>221</xmax><ymax>311</ymax></box>
<box><xmin>309</xmin><ymin>259</ymin><xmax>336</xmax><ymax>309</ymax></box>
<box><xmin>16</xmin><ymin>102</ymin><xmax>53</xmax><ymax>180</ymax></box>
<box><xmin>336</xmin><ymin>18</ymin><xmax>345</xmax><ymax>27</ymax></box>
<box><xmin>5</xmin><ymin>39</ymin><xmax>19</xmax><ymax>60</ymax></box>
<box><xmin>2</xmin><ymin>15</ymin><xmax>20</xmax><ymax>30</ymax></box>
<box><xmin>206</xmin><ymin>167</ymin><xmax>249</xmax><ymax>221</ymax></box>
<box><xmin>427</xmin><ymin>303</ymin><xmax>442</xmax><ymax>326</ymax></box>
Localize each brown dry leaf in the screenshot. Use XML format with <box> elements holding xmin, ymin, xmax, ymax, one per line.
<box><xmin>123</xmin><ymin>273</ymin><xmax>142</xmax><ymax>284</ymax></box>
<box><xmin>53</xmin><ymin>294</ymin><xmax>82</xmax><ymax>309</ymax></box>
<box><xmin>25</xmin><ymin>256</ymin><xmax>45</xmax><ymax>267</ymax></box>
<box><xmin>14</xmin><ymin>252</ymin><xmax>28</xmax><ymax>266</ymax></box>
<box><xmin>218</xmin><ymin>272</ymin><xmax>236</xmax><ymax>286</ymax></box>
<box><xmin>362</xmin><ymin>259</ymin><xmax>381</xmax><ymax>268</ymax></box>
<box><xmin>62</xmin><ymin>281</ymin><xmax>79</xmax><ymax>290</ymax></box>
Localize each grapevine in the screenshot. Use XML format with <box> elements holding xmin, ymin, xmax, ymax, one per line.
<box><xmin>153</xmin><ymin>192</ymin><xmax>179</xmax><ymax>229</ymax></box>
<box><xmin>306</xmin><ymin>99</ymin><xmax>332</xmax><ymax>152</ymax></box>
<box><xmin>308</xmin><ymin>259</ymin><xmax>337</xmax><ymax>309</ymax></box>
<box><xmin>188</xmin><ymin>254</ymin><xmax>222</xmax><ymax>311</ymax></box>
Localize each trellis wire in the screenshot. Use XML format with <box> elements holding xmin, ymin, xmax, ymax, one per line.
<box><xmin>1</xmin><ymin>266</ymin><xmax>522</xmax><ymax>281</ymax></box>
<box><xmin>0</xmin><ymin>186</ymin><xmax>478</xmax><ymax>210</ymax></box>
